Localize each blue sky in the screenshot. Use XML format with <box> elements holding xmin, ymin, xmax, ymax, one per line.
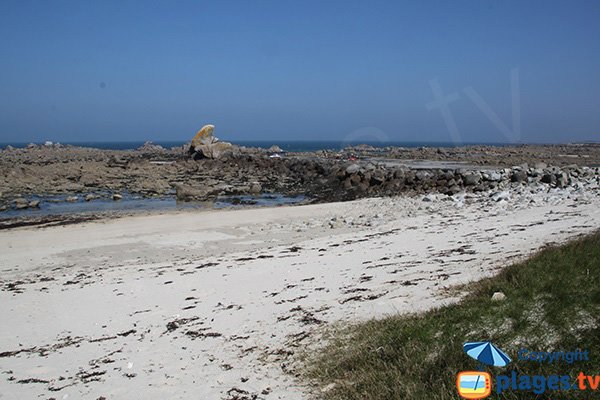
<box><xmin>0</xmin><ymin>0</ymin><xmax>599</xmax><ymax>144</ymax></box>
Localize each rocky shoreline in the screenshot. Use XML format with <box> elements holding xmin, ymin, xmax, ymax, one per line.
<box><xmin>1</xmin><ymin>142</ymin><xmax>599</xmax><ymax>218</ymax></box>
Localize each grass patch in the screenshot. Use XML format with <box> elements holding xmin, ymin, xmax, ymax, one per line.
<box><xmin>304</xmin><ymin>232</ymin><xmax>600</xmax><ymax>399</ymax></box>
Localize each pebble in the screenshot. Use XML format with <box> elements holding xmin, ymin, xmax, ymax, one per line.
<box><xmin>491</xmin><ymin>292</ymin><xmax>507</xmax><ymax>301</ymax></box>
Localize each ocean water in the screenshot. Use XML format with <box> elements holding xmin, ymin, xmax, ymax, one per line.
<box><xmin>0</xmin><ymin>140</ymin><xmax>511</xmax><ymax>152</ymax></box>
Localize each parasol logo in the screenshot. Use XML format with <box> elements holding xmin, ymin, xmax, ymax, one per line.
<box><xmin>456</xmin><ymin>343</ymin><xmax>599</xmax><ymax>396</ymax></box>
<box><xmin>456</xmin><ymin>341</ymin><xmax>511</xmax><ymax>399</ymax></box>
<box><xmin>463</xmin><ymin>341</ymin><xmax>512</xmax><ymax>368</ymax></box>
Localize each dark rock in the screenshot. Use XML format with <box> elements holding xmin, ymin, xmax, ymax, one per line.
<box><xmin>345</xmin><ymin>164</ymin><xmax>361</xmax><ymax>174</ymax></box>
<box><xmin>349</xmin><ymin>173</ymin><xmax>361</xmax><ymax>185</ymax></box>
<box><xmin>556</xmin><ymin>172</ymin><xmax>569</xmax><ymax>188</ymax></box>
<box><xmin>415</xmin><ymin>170</ymin><xmax>431</xmax><ymax>181</ymax></box>
<box><xmin>511</xmin><ymin>170</ymin><xmax>528</xmax><ymax>183</ymax></box>
<box><xmin>370</xmin><ymin>170</ymin><xmax>385</xmax><ymax>185</ymax></box>
<box><xmin>541</xmin><ymin>173</ymin><xmax>555</xmax><ymax>184</ymax></box>
<box><xmin>462</xmin><ymin>172</ymin><xmax>481</xmax><ymax>186</ymax></box>
<box><xmin>446</xmin><ymin>185</ymin><xmax>462</xmax><ymax>195</ymax></box>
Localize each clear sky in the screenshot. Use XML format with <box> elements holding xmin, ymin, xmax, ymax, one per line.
<box><xmin>0</xmin><ymin>0</ymin><xmax>599</xmax><ymax>144</ymax></box>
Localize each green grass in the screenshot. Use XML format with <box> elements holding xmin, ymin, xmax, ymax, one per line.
<box><xmin>304</xmin><ymin>232</ymin><xmax>600</xmax><ymax>400</ymax></box>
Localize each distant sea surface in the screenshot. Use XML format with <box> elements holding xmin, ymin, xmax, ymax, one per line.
<box><xmin>0</xmin><ymin>140</ymin><xmax>514</xmax><ymax>152</ymax></box>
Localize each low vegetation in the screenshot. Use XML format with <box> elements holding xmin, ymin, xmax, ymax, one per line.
<box><xmin>305</xmin><ymin>232</ymin><xmax>600</xmax><ymax>399</ymax></box>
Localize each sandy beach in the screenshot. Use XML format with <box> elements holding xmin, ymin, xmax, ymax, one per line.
<box><xmin>1</xmin><ymin>184</ymin><xmax>599</xmax><ymax>400</ymax></box>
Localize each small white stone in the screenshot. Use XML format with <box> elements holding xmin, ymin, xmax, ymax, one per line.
<box><xmin>491</xmin><ymin>292</ymin><xmax>506</xmax><ymax>301</ymax></box>
<box><xmin>321</xmin><ymin>383</ymin><xmax>337</xmax><ymax>393</ymax></box>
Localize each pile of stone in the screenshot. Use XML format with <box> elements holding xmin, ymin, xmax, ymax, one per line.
<box><xmin>136</xmin><ymin>141</ymin><xmax>166</xmax><ymax>153</ymax></box>
<box><xmin>332</xmin><ymin>161</ymin><xmax>599</xmax><ymax>199</ymax></box>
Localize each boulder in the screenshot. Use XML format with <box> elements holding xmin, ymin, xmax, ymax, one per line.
<box><xmin>511</xmin><ymin>170</ymin><xmax>528</xmax><ymax>183</ymax></box>
<box><xmin>356</xmin><ymin>182</ymin><xmax>369</xmax><ymax>192</ymax></box>
<box><xmin>364</xmin><ymin>163</ymin><xmax>376</xmax><ymax>172</ymax></box>
<box><xmin>175</xmin><ymin>184</ymin><xmax>222</xmax><ymax>202</ymax></box>
<box><xmin>541</xmin><ymin>173</ymin><xmax>555</xmax><ymax>184</ymax></box>
<box><xmin>345</xmin><ymin>164</ymin><xmax>361</xmax><ymax>174</ymax></box>
<box><xmin>112</xmin><ymin>193</ymin><xmax>123</xmax><ymax>201</ymax></box>
<box><xmin>491</xmin><ymin>191</ymin><xmax>510</xmax><ymax>202</ymax></box>
<box><xmin>462</xmin><ymin>172</ymin><xmax>481</xmax><ymax>186</ymax></box>
<box><xmin>491</xmin><ymin>291</ymin><xmax>506</xmax><ymax>301</ymax></box>
<box><xmin>422</xmin><ymin>194</ymin><xmax>437</xmax><ymax>202</ymax></box>
<box><xmin>393</xmin><ymin>169</ymin><xmax>406</xmax><ymax>180</ymax></box>
<box><xmin>175</xmin><ymin>185</ymin><xmax>205</xmax><ymax>201</ymax></box>
<box><xmin>66</xmin><ymin>196</ymin><xmax>79</xmax><ymax>202</ymax></box>
<box><xmin>441</xmin><ymin>170</ymin><xmax>455</xmax><ymax>181</ymax></box>
<box><xmin>370</xmin><ymin>170</ymin><xmax>385</xmax><ymax>185</ymax></box>
<box><xmin>556</xmin><ymin>172</ymin><xmax>569</xmax><ymax>188</ymax></box>
<box><xmin>14</xmin><ymin>198</ymin><xmax>28</xmax><ymax>209</ymax></box>
<box><xmin>249</xmin><ymin>183</ymin><xmax>262</xmax><ymax>194</ymax></box>
<box><xmin>415</xmin><ymin>170</ymin><xmax>431</xmax><ymax>181</ymax></box>
<box><xmin>482</xmin><ymin>171</ymin><xmax>503</xmax><ymax>182</ymax></box>
<box><xmin>188</xmin><ymin>125</ymin><xmax>235</xmax><ymax>159</ymax></box>
<box><xmin>137</xmin><ymin>141</ymin><xmax>165</xmax><ymax>152</ymax></box>
<box><xmin>190</xmin><ymin>124</ymin><xmax>215</xmax><ymax>147</ymax></box>
<box><xmin>529</xmin><ymin>168</ymin><xmax>543</xmax><ymax>177</ymax></box>
<box><xmin>194</xmin><ymin>141</ymin><xmax>235</xmax><ymax>159</ymax></box>
<box><xmin>343</xmin><ymin>178</ymin><xmax>353</xmax><ymax>189</ymax></box>
<box><xmin>446</xmin><ymin>185</ymin><xmax>462</xmax><ymax>196</ymax></box>
<box><xmin>28</xmin><ymin>200</ymin><xmax>40</xmax><ymax>208</ymax></box>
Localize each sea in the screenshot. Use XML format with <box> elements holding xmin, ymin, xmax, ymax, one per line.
<box><xmin>0</xmin><ymin>140</ymin><xmax>514</xmax><ymax>152</ymax></box>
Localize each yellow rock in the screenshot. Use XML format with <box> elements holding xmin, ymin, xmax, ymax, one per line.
<box><xmin>188</xmin><ymin>124</ymin><xmax>236</xmax><ymax>159</ymax></box>
<box><xmin>191</xmin><ymin>124</ymin><xmax>215</xmax><ymax>148</ymax></box>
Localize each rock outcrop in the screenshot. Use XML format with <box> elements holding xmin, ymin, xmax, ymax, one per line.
<box><xmin>174</xmin><ymin>183</ymin><xmax>223</xmax><ymax>202</ymax></box>
<box><xmin>188</xmin><ymin>125</ymin><xmax>236</xmax><ymax>160</ymax></box>
<box><xmin>137</xmin><ymin>141</ymin><xmax>166</xmax><ymax>153</ymax></box>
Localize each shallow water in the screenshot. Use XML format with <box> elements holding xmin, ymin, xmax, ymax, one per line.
<box><xmin>0</xmin><ymin>193</ymin><xmax>307</xmax><ymax>218</ymax></box>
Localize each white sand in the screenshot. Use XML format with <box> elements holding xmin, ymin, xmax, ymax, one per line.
<box><xmin>1</xmin><ymin>189</ymin><xmax>599</xmax><ymax>399</ymax></box>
